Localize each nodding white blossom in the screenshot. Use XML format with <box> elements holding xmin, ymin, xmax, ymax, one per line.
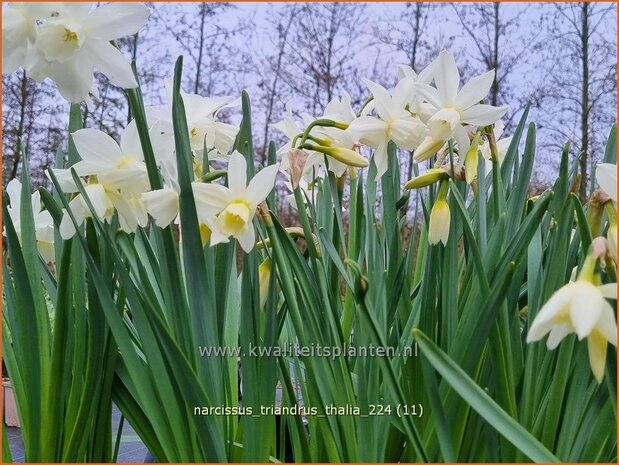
<box><xmin>4</xmin><ymin>179</ymin><xmax>55</xmax><ymax>265</ymax></box>
<box><xmin>143</xmin><ymin>152</ymin><xmax>279</xmax><ymax>253</ymax></box>
<box><xmin>527</xmin><ymin>279</ymin><xmax>617</xmax><ymax>383</ymax></box>
<box><xmin>481</xmin><ymin>120</ymin><xmax>512</xmax><ymax>172</ymax></box>
<box><xmin>191</xmin><ymin>151</ymin><xmax>279</xmax><ymax>252</ymax></box>
<box><xmin>414</xmin><ymin>50</ymin><xmax>507</xmax><ymax>162</ymax></box>
<box><xmin>2</xmin><ymin>2</ymin><xmax>150</xmax><ymax>102</ymax></box>
<box><xmin>273</xmin><ymin>94</ymin><xmax>362</xmax><ymax>180</ymax></box>
<box><xmin>349</xmin><ymin>78</ymin><xmax>426</xmax><ymax>179</ymax></box>
<box><xmin>146</xmin><ymin>80</ymin><xmax>240</xmax><ymax>167</ymax></box>
<box><xmin>52</xmin><ymin>122</ymin><xmax>151</xmax><ymax>239</ymax></box>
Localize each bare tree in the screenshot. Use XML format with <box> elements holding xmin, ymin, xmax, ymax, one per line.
<box><xmin>254</xmin><ymin>5</ymin><xmax>298</xmax><ymax>162</ymax></box>
<box><xmin>2</xmin><ymin>72</ymin><xmax>67</xmax><ymax>188</ymax></box>
<box><xmin>535</xmin><ymin>2</ymin><xmax>616</xmax><ymax>199</ymax></box>
<box><xmin>452</xmin><ymin>3</ymin><xmax>542</xmax><ymax>121</ymax></box>
<box><xmin>152</xmin><ymin>3</ymin><xmax>248</xmax><ymax>97</ymax></box>
<box><xmin>273</xmin><ymin>3</ymin><xmax>368</xmax><ymax>116</ymax></box>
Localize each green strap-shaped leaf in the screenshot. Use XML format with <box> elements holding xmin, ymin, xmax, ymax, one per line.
<box><xmin>413</xmin><ymin>329</ymin><xmax>561</xmax><ymax>463</ymax></box>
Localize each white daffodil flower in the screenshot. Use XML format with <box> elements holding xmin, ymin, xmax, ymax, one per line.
<box><xmin>4</xmin><ymin>179</ymin><xmax>55</xmax><ymax>265</ymax></box>
<box><xmin>147</xmin><ymin>80</ymin><xmax>240</xmax><ymax>163</ymax></box>
<box><xmin>57</xmin><ymin>181</ymin><xmax>145</xmax><ymax>239</ymax></box>
<box><xmin>527</xmin><ymin>280</ymin><xmax>617</xmax><ymax>383</ymax></box>
<box><xmin>13</xmin><ymin>3</ymin><xmax>150</xmax><ymax>102</ymax></box>
<box><xmin>2</xmin><ymin>3</ymin><xmax>56</xmax><ymax>74</ymax></box>
<box><xmin>348</xmin><ymin>78</ymin><xmax>426</xmax><ymax>179</ymax></box>
<box><xmin>596</xmin><ymin>163</ymin><xmax>617</xmax><ymax>202</ymax></box>
<box><xmin>396</xmin><ymin>60</ymin><xmax>436</xmax><ymax>121</ymax></box>
<box><xmin>66</xmin><ymin>122</ymin><xmax>150</xmax><ymax>196</ymax></box>
<box><xmin>414</xmin><ymin>50</ymin><xmax>507</xmax><ymax>162</ymax></box>
<box><xmin>274</xmin><ymin>96</ymin><xmax>362</xmax><ymax>180</ymax></box>
<box><xmin>272</xmin><ymin>101</ymin><xmax>303</xmax><ymax>159</ymax></box>
<box><xmin>191</xmin><ymin>151</ymin><xmax>279</xmax><ymax>252</ymax></box>
<box><xmin>480</xmin><ymin>120</ymin><xmax>512</xmax><ymax>173</ymax></box>
<box><xmin>52</xmin><ymin>122</ymin><xmax>152</xmax><ymax>239</ymax></box>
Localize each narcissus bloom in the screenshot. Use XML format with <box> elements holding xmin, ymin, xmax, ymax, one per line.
<box><xmin>349</xmin><ymin>78</ymin><xmax>426</xmax><ymax>178</ymax></box>
<box><xmin>8</xmin><ymin>2</ymin><xmax>150</xmax><ymax>102</ymax></box>
<box><xmin>2</xmin><ymin>3</ymin><xmax>55</xmax><ymax>74</ymax></box>
<box><xmin>66</xmin><ymin>122</ymin><xmax>150</xmax><ymax>195</ymax></box>
<box><xmin>527</xmin><ymin>256</ymin><xmax>617</xmax><ymax>383</ymax></box>
<box><xmin>192</xmin><ymin>152</ymin><xmax>279</xmax><ymax>252</ymax></box>
<box><xmin>52</xmin><ymin>123</ymin><xmax>151</xmax><ymax>238</ymax></box>
<box><xmin>4</xmin><ymin>178</ymin><xmax>55</xmax><ymax>265</ymax></box>
<box><xmin>147</xmin><ymin>80</ymin><xmax>240</xmax><ymax>162</ymax></box>
<box><xmin>414</xmin><ymin>50</ymin><xmax>507</xmax><ymax>162</ymax></box>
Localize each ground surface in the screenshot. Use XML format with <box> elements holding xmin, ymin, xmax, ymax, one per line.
<box><xmin>5</xmin><ymin>405</ymin><xmax>148</xmax><ymax>463</ymax></box>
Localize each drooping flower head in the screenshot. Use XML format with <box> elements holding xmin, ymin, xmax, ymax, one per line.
<box><xmin>2</xmin><ymin>2</ymin><xmax>150</xmax><ymax>102</ymax></box>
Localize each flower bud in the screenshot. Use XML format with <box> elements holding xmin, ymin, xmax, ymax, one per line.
<box><xmin>428</xmin><ymin>181</ymin><xmax>450</xmax><ymax>245</ymax></box>
<box><xmin>464</xmin><ymin>132</ymin><xmax>482</xmax><ymax>185</ymax></box>
<box><xmin>405</xmin><ymin>168</ymin><xmax>448</xmax><ymax>190</ymax></box>
<box><xmin>428</xmin><ymin>199</ymin><xmax>450</xmax><ymax>245</ymax></box>
<box><xmin>309</xmin><ymin>144</ymin><xmax>369</xmax><ymax>168</ymax></box>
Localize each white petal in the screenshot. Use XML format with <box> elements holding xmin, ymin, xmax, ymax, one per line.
<box><xmin>362</xmin><ymin>78</ymin><xmax>395</xmax><ymax>122</ymax></box>
<box><xmin>108</xmin><ymin>190</ymin><xmax>138</xmax><ymax>232</ymax></box>
<box><xmin>86</xmin><ymin>40</ymin><xmax>137</xmax><ymax>89</ymax></box>
<box><xmin>389</xmin><ymin>117</ymin><xmax>426</xmax><ymax>151</ymax></box>
<box><xmin>120</xmin><ymin>120</ymin><xmax>144</xmax><ymax>160</ymax></box>
<box><xmin>461</xmin><ymin>104</ymin><xmax>507</xmax><ymax>127</ymax></box>
<box><xmin>236</xmin><ymin>224</ymin><xmax>256</xmax><ymax>253</ymax></box>
<box><xmin>246</xmin><ymin>164</ymin><xmax>280</xmax><ymax>204</ymax></box>
<box><xmin>596</xmin><ymin>303</ymin><xmax>617</xmax><ymax>346</ymax></box>
<box><xmin>598</xmin><ymin>283</ymin><xmax>618</xmax><ymax>300</ymax></box>
<box><xmin>434</xmin><ymin>50</ymin><xmax>460</xmax><ymax>105</ymax></box>
<box><xmin>72</xmin><ymin>128</ymin><xmax>123</xmax><ymax>165</ymax></box>
<box><xmin>227</xmin><ymin>151</ymin><xmax>247</xmax><ymax>196</ymax></box>
<box><xmin>141</xmin><ymin>188</ymin><xmax>179</xmax><ymax>227</ymax></box>
<box><xmin>84</xmin><ymin>3</ymin><xmax>150</xmax><ymax>40</ymax></box>
<box><xmin>6</xmin><ymin>179</ymin><xmax>22</xmax><ymax>212</ymax></box>
<box><xmin>81</xmin><ymin>184</ymin><xmax>111</xmax><ymax>219</ymax></box>
<box><xmin>373</xmin><ymin>141</ymin><xmax>389</xmax><ymax>180</ymax></box>
<box><xmin>455</xmin><ymin>70</ymin><xmax>495</xmax><ymax>110</ymax></box>
<box><xmin>416</xmin><ymin>83</ymin><xmax>444</xmax><ymax>110</ymax></box>
<box><xmin>546</xmin><ymin>324</ymin><xmax>571</xmax><ymax>349</ymax></box>
<box><xmin>348</xmin><ymin>116</ymin><xmax>389</xmax><ymax>148</ymax></box>
<box><xmin>192</xmin><ymin>182</ymin><xmax>232</xmax><ymax>215</ymax></box>
<box><xmin>59</xmin><ymin>212</ymin><xmax>78</xmax><ymax>239</ymax></box>
<box><xmin>596</xmin><ymin>163</ymin><xmax>617</xmax><ymax>202</ymax></box>
<box><xmin>99</xmin><ymin>166</ymin><xmax>149</xmax><ymax>194</ymax></box>
<box><xmin>48</xmin><ymin>56</ymin><xmax>94</xmax><ymax>103</ymax></box>
<box><xmin>527</xmin><ymin>286</ymin><xmax>572</xmax><ymax>342</ymax></box>
<box><xmin>454</xmin><ymin>126</ymin><xmax>471</xmax><ymax>165</ymax></box>
<box><xmin>569</xmin><ymin>282</ymin><xmax>604</xmax><ymax>340</ymax></box>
